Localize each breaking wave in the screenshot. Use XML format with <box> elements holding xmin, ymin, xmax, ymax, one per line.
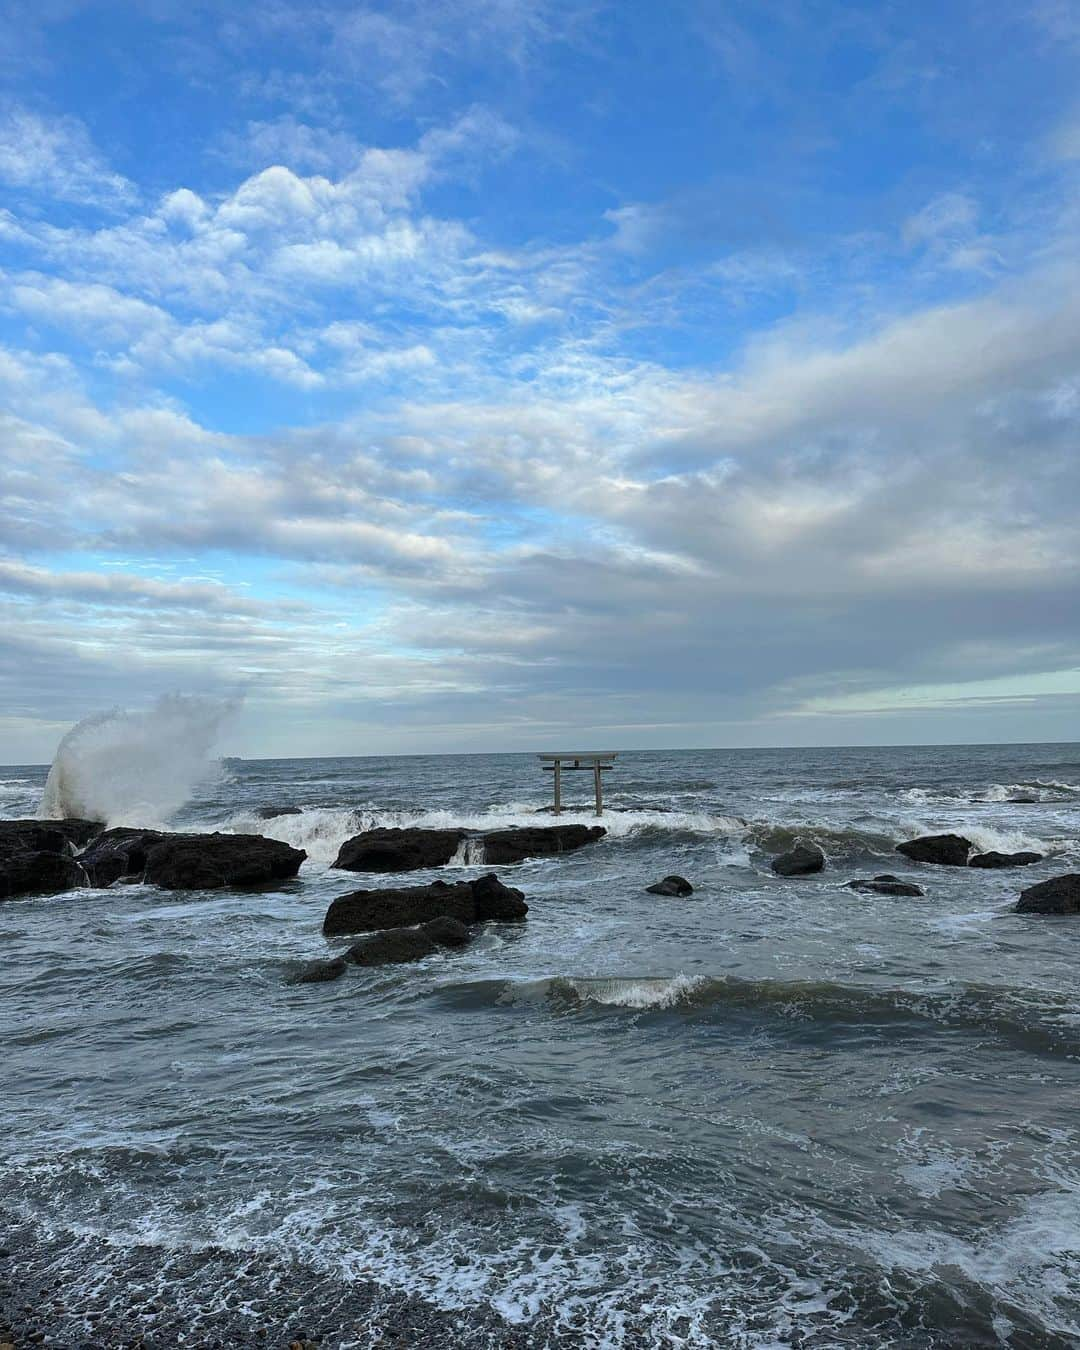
<box><xmin>40</xmin><ymin>694</ymin><xmax>237</xmax><ymax>828</ymax></box>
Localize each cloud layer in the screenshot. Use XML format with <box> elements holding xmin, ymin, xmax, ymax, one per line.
<box><xmin>1</xmin><ymin>1</ymin><xmax>1079</xmax><ymax>759</ymax></box>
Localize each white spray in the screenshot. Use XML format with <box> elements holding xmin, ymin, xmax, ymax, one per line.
<box><xmin>39</xmin><ymin>694</ymin><xmax>238</xmax><ymax>827</ymax></box>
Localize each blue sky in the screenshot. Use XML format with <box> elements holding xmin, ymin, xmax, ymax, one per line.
<box><xmin>1</xmin><ymin>0</ymin><xmax>1079</xmax><ymax>759</ymax></box>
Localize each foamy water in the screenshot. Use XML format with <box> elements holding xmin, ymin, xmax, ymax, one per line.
<box><xmin>3</xmin><ymin>741</ymin><xmax>1080</xmax><ymax>1347</ymax></box>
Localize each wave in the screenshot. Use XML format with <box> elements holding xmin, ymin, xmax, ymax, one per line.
<box><xmin>39</xmin><ymin>694</ymin><xmax>236</xmax><ymax>827</ymax></box>
<box><xmin>435</xmin><ymin>975</ymin><xmax>1080</xmax><ymax>1055</ymax></box>
<box><xmin>216</xmin><ymin>802</ymin><xmax>747</xmax><ymax>863</ymax></box>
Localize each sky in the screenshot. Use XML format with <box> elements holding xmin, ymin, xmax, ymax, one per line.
<box><xmin>1</xmin><ymin>0</ymin><xmax>1079</xmax><ymax>761</ymax></box>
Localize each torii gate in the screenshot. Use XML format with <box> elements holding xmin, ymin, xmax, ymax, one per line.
<box><xmin>537</xmin><ymin>752</ymin><xmax>617</xmax><ymax>817</ymax></box>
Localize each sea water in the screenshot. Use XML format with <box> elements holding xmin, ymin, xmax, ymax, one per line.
<box><xmin>2</xmin><ymin>742</ymin><xmax>1080</xmax><ymax>1346</ymax></box>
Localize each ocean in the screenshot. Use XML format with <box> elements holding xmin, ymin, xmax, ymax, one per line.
<box><xmin>2</xmin><ymin>742</ymin><xmax>1080</xmax><ymax>1348</ymax></box>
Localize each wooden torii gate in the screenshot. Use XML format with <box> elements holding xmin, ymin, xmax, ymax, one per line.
<box><xmin>538</xmin><ymin>752</ymin><xmax>617</xmax><ymax>817</ymax></box>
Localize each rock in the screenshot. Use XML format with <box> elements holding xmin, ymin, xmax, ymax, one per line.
<box><xmin>895</xmin><ymin>834</ymin><xmax>972</xmax><ymax>866</ymax></box>
<box><xmin>0</xmin><ymin>818</ymin><xmax>101</xmax><ymax>899</ymax></box>
<box><xmin>1007</xmin><ymin>791</ymin><xmax>1038</xmax><ymax>804</ymax></box>
<box><xmin>479</xmin><ymin>824</ymin><xmax>605</xmax><ymax>865</ymax></box>
<box><xmin>421</xmin><ymin>915</ymin><xmax>471</xmax><ymax>947</ymax></box>
<box><xmin>846</xmin><ymin>875</ymin><xmax>925</xmax><ymax>897</ymax></box>
<box><xmin>969</xmin><ymin>850</ymin><xmax>1043</xmax><ymax>869</ymax></box>
<box><xmin>470</xmin><ymin>872</ymin><xmax>529</xmax><ymax>921</ymax></box>
<box><xmin>78</xmin><ymin>829</ymin><xmax>306</xmax><ymax>890</ymax></box>
<box><xmin>77</xmin><ymin>828</ymin><xmax>163</xmax><ymax>886</ymax></box>
<box><xmin>323</xmin><ymin>873</ymin><xmax>527</xmax><ymax>936</ymax></box>
<box><xmin>771</xmin><ymin>844</ymin><xmax>825</xmax><ymax>876</ymax></box>
<box><xmin>0</xmin><ymin>850</ymin><xmax>83</xmax><ymax>900</ymax></box>
<box><xmin>1015</xmin><ymin>874</ymin><xmax>1080</xmax><ymax>915</ymax></box>
<box><xmin>331</xmin><ymin>827</ymin><xmax>466</xmax><ymax>872</ymax></box>
<box><xmin>346</xmin><ymin>926</ymin><xmax>438</xmax><ymax>965</ymax></box>
<box><xmin>0</xmin><ymin>818</ymin><xmax>100</xmax><ymax>852</ymax></box>
<box><xmin>646</xmin><ymin>875</ymin><xmax>694</xmax><ymax>896</ymax></box>
<box><xmin>255</xmin><ymin>805</ymin><xmax>303</xmax><ymax>820</ymax></box>
<box><xmin>290</xmin><ymin>958</ymin><xmax>347</xmax><ymax>985</ymax></box>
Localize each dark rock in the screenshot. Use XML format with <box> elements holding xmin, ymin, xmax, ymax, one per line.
<box><xmin>78</xmin><ymin>829</ymin><xmax>305</xmax><ymax>890</ymax></box>
<box><xmin>421</xmin><ymin>916</ymin><xmax>471</xmax><ymax>948</ymax></box>
<box><xmin>470</xmin><ymin>872</ymin><xmax>529</xmax><ymax>921</ymax></box>
<box><xmin>0</xmin><ymin>850</ymin><xmax>83</xmax><ymax>900</ymax></box>
<box><xmin>895</xmin><ymin>834</ymin><xmax>972</xmax><ymax>866</ymax></box>
<box><xmin>1007</xmin><ymin>792</ymin><xmax>1038</xmax><ymax>804</ymax></box>
<box><xmin>323</xmin><ymin>873</ymin><xmax>527</xmax><ymax>936</ymax></box>
<box><xmin>479</xmin><ymin>824</ymin><xmax>605</xmax><ymax>865</ymax></box>
<box><xmin>969</xmin><ymin>850</ymin><xmax>1043</xmax><ymax>869</ymax></box>
<box><xmin>77</xmin><ymin>828</ymin><xmax>163</xmax><ymax>886</ymax></box>
<box><xmin>771</xmin><ymin>844</ymin><xmax>825</xmax><ymax>876</ymax></box>
<box><xmin>646</xmin><ymin>875</ymin><xmax>694</xmax><ymax>896</ymax></box>
<box><xmin>331</xmin><ymin>827</ymin><xmax>466</xmax><ymax>872</ymax></box>
<box><xmin>846</xmin><ymin>875</ymin><xmax>925</xmax><ymax>897</ymax></box>
<box><xmin>1015</xmin><ymin>874</ymin><xmax>1080</xmax><ymax>915</ymax></box>
<box><xmin>290</xmin><ymin>958</ymin><xmax>347</xmax><ymax>985</ymax></box>
<box><xmin>255</xmin><ymin>805</ymin><xmax>303</xmax><ymax>820</ymax></box>
<box><xmin>346</xmin><ymin>927</ymin><xmax>438</xmax><ymax>966</ymax></box>
<box><xmin>0</xmin><ymin>819</ymin><xmax>101</xmax><ymax>852</ymax></box>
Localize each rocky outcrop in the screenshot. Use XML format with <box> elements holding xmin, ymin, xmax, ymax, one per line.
<box><xmin>331</xmin><ymin>827</ymin><xmax>466</xmax><ymax>872</ymax></box>
<box><xmin>256</xmin><ymin>805</ymin><xmax>303</xmax><ymax>820</ymax></box>
<box><xmin>323</xmin><ymin>873</ymin><xmax>526</xmax><ymax>936</ymax></box>
<box><xmin>968</xmin><ymin>850</ymin><xmax>1043</xmax><ymax>869</ymax></box>
<box><xmin>771</xmin><ymin>844</ymin><xmax>825</xmax><ymax>876</ymax></box>
<box><xmin>347</xmin><ymin>917</ymin><xmax>471</xmax><ymax>966</ymax></box>
<box><xmin>0</xmin><ymin>850</ymin><xmax>83</xmax><ymax>899</ymax></box>
<box><xmin>480</xmin><ymin>824</ymin><xmax>605</xmax><ymax>865</ymax></box>
<box><xmin>0</xmin><ymin>818</ymin><xmax>99</xmax><ymax>900</ymax></box>
<box><xmin>78</xmin><ymin>829</ymin><xmax>305</xmax><ymax>890</ymax></box>
<box><xmin>895</xmin><ymin>834</ymin><xmax>972</xmax><ymax>867</ymax></box>
<box><xmin>646</xmin><ymin>875</ymin><xmax>694</xmax><ymax>896</ymax></box>
<box><xmin>845</xmin><ymin>875</ymin><xmax>925</xmax><ymax>897</ymax></box>
<box><xmin>1015</xmin><ymin>874</ymin><xmax>1080</xmax><ymax>915</ymax></box>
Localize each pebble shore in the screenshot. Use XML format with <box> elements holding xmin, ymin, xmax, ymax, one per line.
<box><xmin>0</xmin><ymin>1226</ymin><xmax>665</xmax><ymax>1349</ymax></box>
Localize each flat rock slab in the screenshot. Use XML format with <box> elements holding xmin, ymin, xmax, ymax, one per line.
<box><xmin>846</xmin><ymin>875</ymin><xmax>925</xmax><ymax>897</ymax></box>
<box><xmin>895</xmin><ymin>834</ymin><xmax>972</xmax><ymax>866</ymax></box>
<box><xmin>78</xmin><ymin>829</ymin><xmax>306</xmax><ymax>890</ymax></box>
<box><xmin>969</xmin><ymin>850</ymin><xmax>1043</xmax><ymax>869</ymax></box>
<box><xmin>646</xmin><ymin>875</ymin><xmax>694</xmax><ymax>896</ymax></box>
<box><xmin>771</xmin><ymin>844</ymin><xmax>825</xmax><ymax>876</ymax></box>
<box><xmin>323</xmin><ymin>873</ymin><xmax>526</xmax><ymax>936</ymax></box>
<box><xmin>1016</xmin><ymin>874</ymin><xmax>1080</xmax><ymax>915</ymax></box>
<box><xmin>332</xmin><ymin>827</ymin><xmax>466</xmax><ymax>872</ymax></box>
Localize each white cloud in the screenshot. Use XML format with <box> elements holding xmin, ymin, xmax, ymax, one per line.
<box><xmin>0</xmin><ymin>104</ymin><xmax>133</xmax><ymax>206</ymax></box>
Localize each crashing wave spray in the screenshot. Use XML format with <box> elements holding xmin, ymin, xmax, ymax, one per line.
<box><xmin>40</xmin><ymin>694</ymin><xmax>238</xmax><ymax>827</ymax></box>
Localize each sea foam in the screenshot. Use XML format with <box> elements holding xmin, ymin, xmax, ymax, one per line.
<box><xmin>40</xmin><ymin>694</ymin><xmax>236</xmax><ymax>828</ymax></box>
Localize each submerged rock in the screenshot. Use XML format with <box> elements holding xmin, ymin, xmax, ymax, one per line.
<box><xmin>1015</xmin><ymin>874</ymin><xmax>1080</xmax><ymax>915</ymax></box>
<box><xmin>969</xmin><ymin>850</ymin><xmax>1043</xmax><ymax>869</ymax></box>
<box><xmin>255</xmin><ymin>805</ymin><xmax>303</xmax><ymax>820</ymax></box>
<box><xmin>289</xmin><ymin>957</ymin><xmax>347</xmax><ymax>985</ymax></box>
<box><xmin>1007</xmin><ymin>791</ymin><xmax>1038</xmax><ymax>804</ymax></box>
<box><xmin>480</xmin><ymin>824</ymin><xmax>605</xmax><ymax>865</ymax></box>
<box><xmin>771</xmin><ymin>844</ymin><xmax>825</xmax><ymax>877</ymax></box>
<box><xmin>346</xmin><ymin>926</ymin><xmax>439</xmax><ymax>966</ymax></box>
<box><xmin>846</xmin><ymin>875</ymin><xmax>925</xmax><ymax>897</ymax></box>
<box><xmin>323</xmin><ymin>873</ymin><xmax>526</xmax><ymax>936</ymax></box>
<box><xmin>78</xmin><ymin>829</ymin><xmax>305</xmax><ymax>890</ymax></box>
<box><xmin>421</xmin><ymin>915</ymin><xmax>472</xmax><ymax>947</ymax></box>
<box><xmin>895</xmin><ymin>834</ymin><xmax>972</xmax><ymax>867</ymax></box>
<box><xmin>331</xmin><ymin>827</ymin><xmax>466</xmax><ymax>872</ymax></box>
<box><xmin>646</xmin><ymin>875</ymin><xmax>694</xmax><ymax>896</ymax></box>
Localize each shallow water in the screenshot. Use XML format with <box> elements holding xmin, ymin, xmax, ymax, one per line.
<box><xmin>3</xmin><ymin>743</ymin><xmax>1080</xmax><ymax>1346</ymax></box>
